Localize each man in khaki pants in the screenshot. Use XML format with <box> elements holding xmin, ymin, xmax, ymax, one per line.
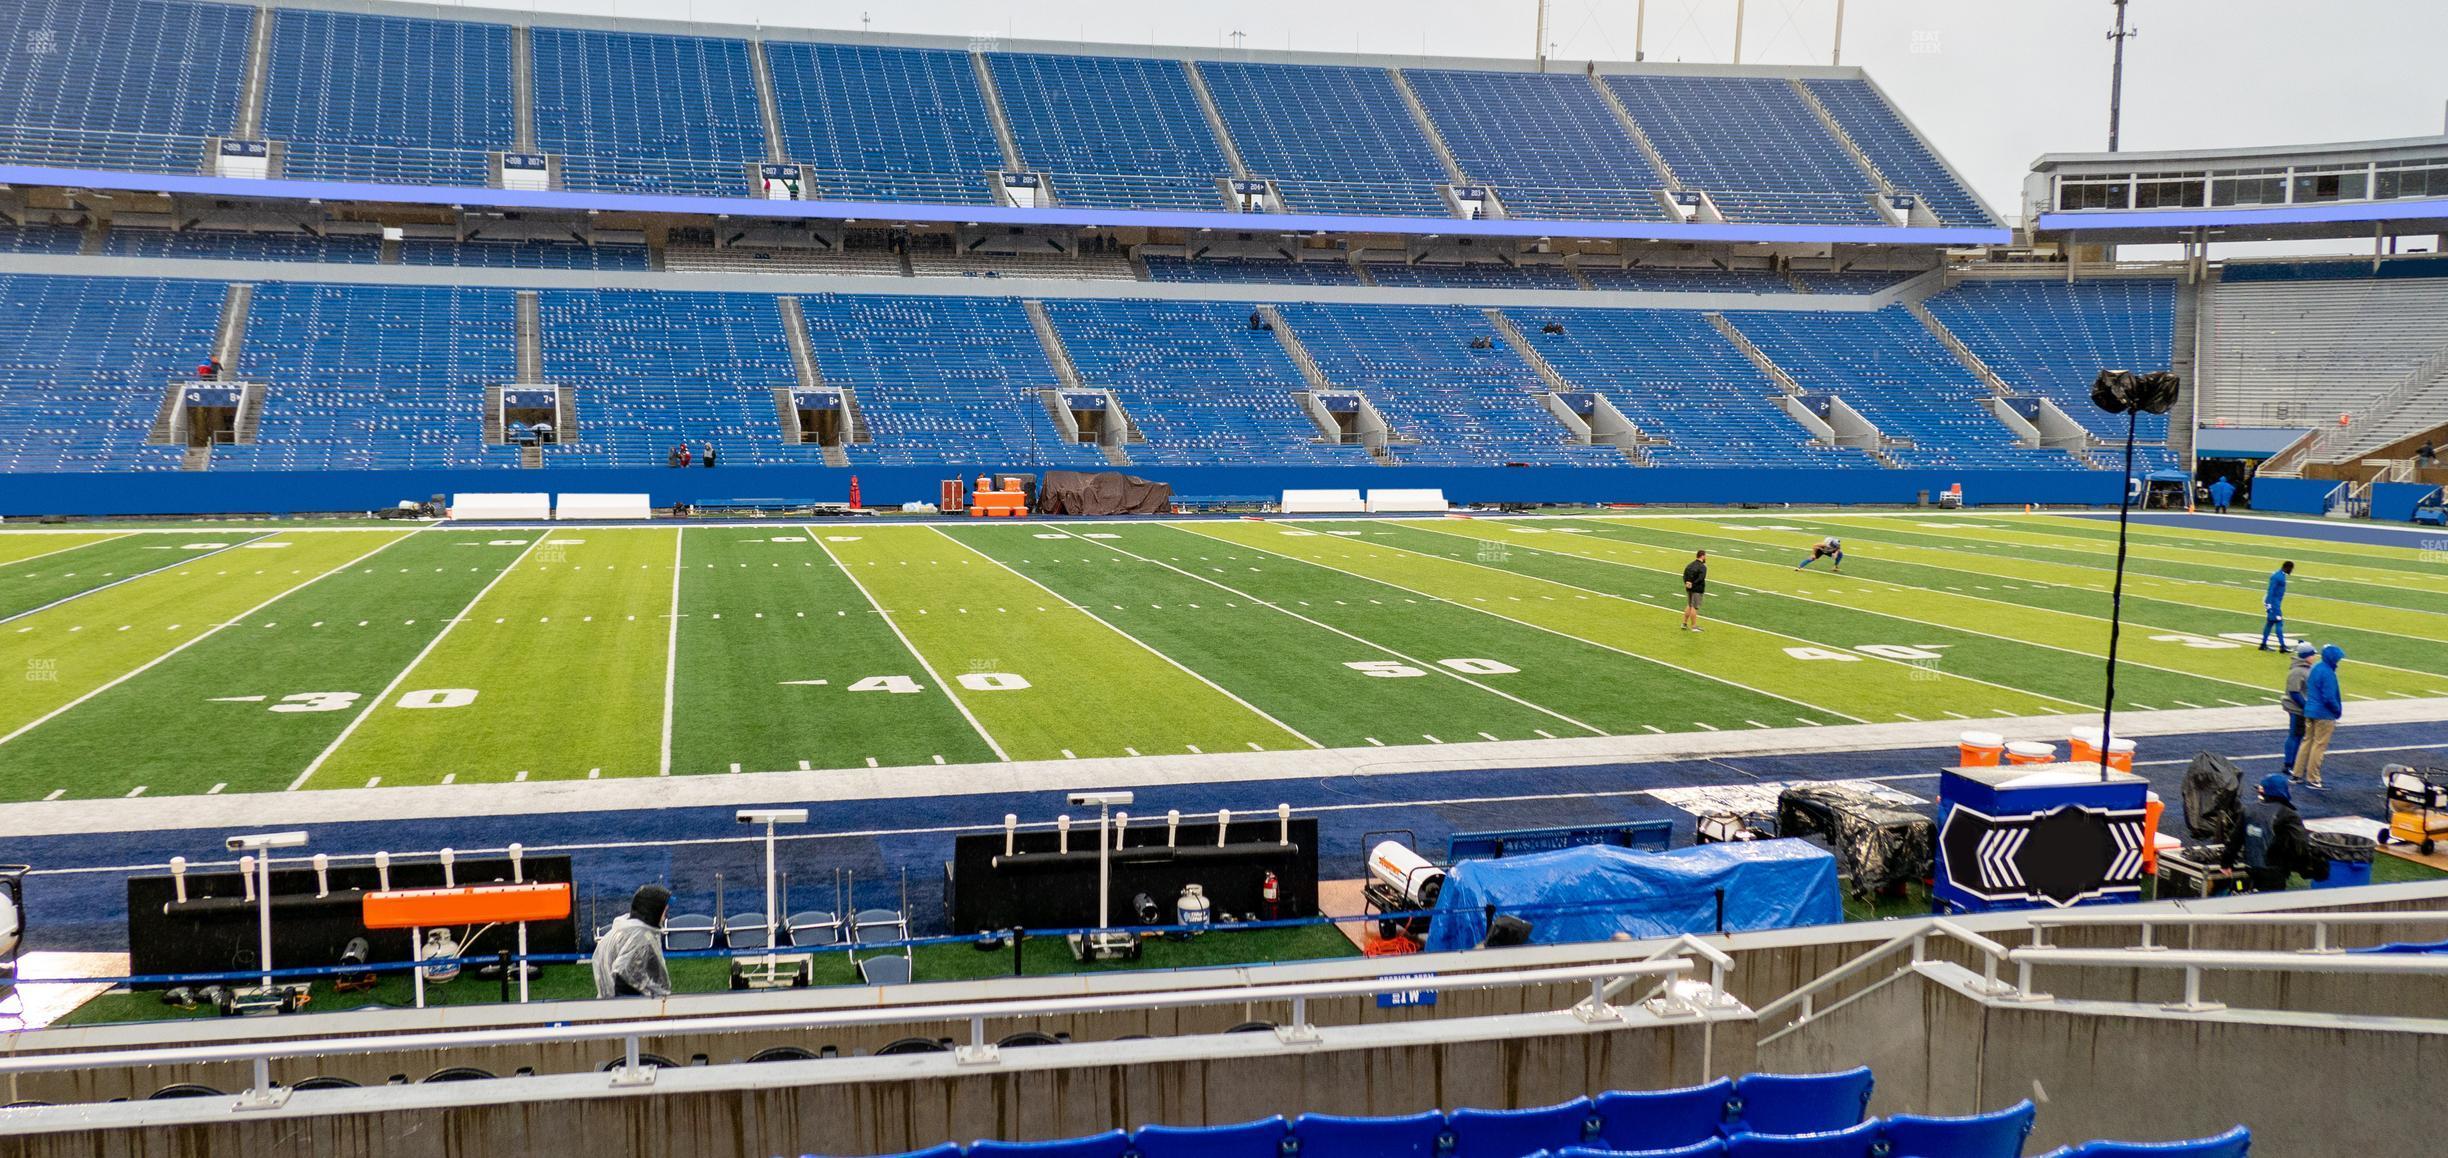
<box><xmin>2297</xmin><ymin>644</ymin><xmax>2347</xmax><ymax>791</ymax></box>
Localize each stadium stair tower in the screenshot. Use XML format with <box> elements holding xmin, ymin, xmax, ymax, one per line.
<box><xmin>777</xmin><ymin>296</ymin><xmax>867</xmax><ymax>466</ymax></box>
<box><xmin>1587</xmin><ymin>74</ymin><xmax>1690</xmax><ymax>221</ymax></box>
<box><xmin>1385</xmin><ymin>70</ymin><xmax>1473</xmax><ymax>219</ymax></box>
<box><xmin>1909</xmin><ymin>299</ymin><xmax>2102</xmax><ymax>466</ymax></box>
<box><xmin>1704</xmin><ymin>312</ymin><xmax>1902</xmax><ymax>466</ymax></box>
<box><xmin>1180</xmin><ymin>61</ymin><xmax>1268</xmax><ymax>212</ymax></box>
<box><xmin>968</xmin><ymin>53</ymin><xmax>1038</xmax><ymax>206</ymax></box>
<box><xmin>1483</xmin><ymin>308</ymin><xmax>1656</xmax><ymax>465</ymax></box>
<box><xmin>1025</xmin><ymin>300</ymin><xmax>1140</xmax><ymax>465</ymax></box>
<box><xmin>746</xmin><ymin>40</ymin><xmax>790</xmax><ymax>172</ymax></box>
<box><xmin>150</xmin><ymin>284</ymin><xmax>260</xmax><ymax>471</ymax></box>
<box><xmin>2166</xmin><ymin>272</ymin><xmax>2205</xmax><ymax>468</ymax></box>
<box><xmin>1786</xmin><ymin>78</ymin><xmax>1910</xmax><ymax>226</ymax></box>
<box><xmin>1261</xmin><ymin>305</ymin><xmax>1402</xmax><ymax>462</ymax></box>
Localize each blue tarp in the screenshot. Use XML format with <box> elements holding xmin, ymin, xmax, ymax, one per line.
<box><xmin>1423</xmin><ymin>839</ymin><xmax>1842</xmax><ymax>952</ymax></box>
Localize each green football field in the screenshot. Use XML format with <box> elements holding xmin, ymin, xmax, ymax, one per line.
<box><xmin>0</xmin><ymin>513</ymin><xmax>2441</xmax><ymax>803</ymax></box>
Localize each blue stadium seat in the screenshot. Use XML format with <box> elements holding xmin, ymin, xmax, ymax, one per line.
<box><xmin>986</xmin><ymin>53</ymin><xmax>1229</xmax><ymax>211</ymax></box>
<box><xmin>2050</xmin><ymin>1127</ymin><xmax>2249</xmax><ymax>1158</ymax></box>
<box><xmin>0</xmin><ymin>0</ymin><xmax>252</xmax><ymax>174</ymax></box>
<box><xmin>1604</xmin><ymin>76</ymin><xmax>1881</xmax><ymax>226</ymax></box>
<box><xmin>1726</xmin><ymin>1069</ymin><xmax>1874</xmax><ymax>1137</ymax></box>
<box><xmin>1400</xmin><ymin>70</ymin><xmax>1668</xmax><ymax>222</ymax></box>
<box><xmin>1133</xmin><ymin>1116</ymin><xmax>1290</xmax><ymax>1158</ymax></box>
<box><xmin>0</xmin><ymin>274</ymin><xmax>223</xmax><ymax>474</ymax></box>
<box><xmin>1559</xmin><ymin>1142</ymin><xmax>1726</xmax><ymax>1158</ymax></box>
<box><xmin>1199</xmin><ymin>61</ymin><xmax>1450</xmax><ymax>217</ymax></box>
<box><xmin>1799</xmin><ymin>79</ymin><xmax>1993</xmax><ymax>228</ymax></box>
<box><xmin>1591</xmin><ymin>1080</ymin><xmax>1736</xmax><ymax>1151</ymax></box>
<box><xmin>1923</xmin><ymin>279</ymin><xmax>2176</xmax><ymax>445</ymax></box>
<box><xmin>1291</xmin><ymin>1110</ymin><xmax>1450</xmax><ymax>1158</ymax></box>
<box><xmin>969</xmin><ymin>1131</ymin><xmax>1131</xmax><ymax>1158</ymax></box>
<box><xmin>1722</xmin><ymin>1122</ymin><xmax>1881</xmax><ymax>1158</ymax></box>
<box><xmin>263</xmin><ymin>8</ymin><xmax>513</xmax><ymax>186</ymax></box>
<box><xmin>765</xmin><ymin>42</ymin><xmax>1004</xmax><ymax>205</ymax></box>
<box><xmin>1879</xmin><ymin>1099</ymin><xmax>2036</xmax><ymax>1158</ymax></box>
<box><xmin>1447</xmin><ymin>1098</ymin><xmax>1597</xmax><ymax>1158</ymax></box>
<box><xmin>531</xmin><ymin>27</ymin><xmax>768</xmax><ymax>197</ymax></box>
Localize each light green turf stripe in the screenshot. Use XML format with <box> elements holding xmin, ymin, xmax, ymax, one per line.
<box><xmin>946</xmin><ymin>523</ymin><xmax>1601</xmax><ymax>748</ymax></box>
<box><xmin>312</xmin><ymin>529</ymin><xmax>675</xmax><ymax>785</ymax></box>
<box><xmin>0</xmin><ymin>532</ymin><xmax>408</xmax><ymax>742</ymax></box>
<box><xmin>822</xmin><ymin>525</ymin><xmax>1306</xmax><ymax>761</ymax></box>
<box><xmin>667</xmin><ymin>527</ymin><xmax>1000</xmax><ymax>773</ymax></box>
<box><xmin>1805</xmin><ymin>515</ymin><xmax>2448</xmax><ymax>639</ymax></box>
<box><xmin>1914</xmin><ymin>520</ymin><xmax>2448</xmax><ymax>605</ymax></box>
<box><xmin>1191</xmin><ymin>520</ymin><xmax>1979</xmax><ymax>725</ymax></box>
<box><xmin>1630</xmin><ymin>516</ymin><xmax>2448</xmax><ymax>697</ymax></box>
<box><xmin>0</xmin><ymin>532</ymin><xmax>124</xmax><ymax>569</ymax></box>
<box><xmin>1410</xmin><ymin>519</ymin><xmax>2263</xmax><ymax>708</ymax></box>
<box><xmin>2033</xmin><ymin>514</ymin><xmax>2440</xmax><ymax>563</ymax></box>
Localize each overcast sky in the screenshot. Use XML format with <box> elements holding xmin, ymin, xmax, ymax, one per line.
<box><xmin>488</xmin><ymin>0</ymin><xmax>2448</xmax><ymax>228</ymax></box>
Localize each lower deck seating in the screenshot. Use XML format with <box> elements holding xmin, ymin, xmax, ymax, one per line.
<box><xmin>224</xmin><ymin>282</ymin><xmax>516</xmax><ymax>471</ymax></box>
<box><xmin>0</xmin><ymin>273</ymin><xmax>222</xmax><ymax>473</ymax></box>
<box><xmin>797</xmin><ymin>294</ymin><xmax>1104</xmax><ymax>469</ymax></box>
<box><xmin>537</xmin><ymin>289</ymin><xmax>824</xmax><ymax>469</ymax></box>
<box><xmin>1046</xmin><ymin>299</ymin><xmax>1365</xmax><ymax>467</ymax></box>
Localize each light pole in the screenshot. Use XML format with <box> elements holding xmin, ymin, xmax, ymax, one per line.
<box><xmin>225</xmin><ymin>831</ymin><xmax>307</xmax><ymax>993</ymax></box>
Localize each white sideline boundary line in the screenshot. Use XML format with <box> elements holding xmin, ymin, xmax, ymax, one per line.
<box><xmin>1034</xmin><ymin>524</ymin><xmax>1608</xmax><ymax>738</ymax></box>
<box><xmin>927</xmin><ymin>525</ymin><xmax>1324</xmax><ymax>751</ymax></box>
<box><xmin>0</xmin><ymin>530</ymin><xmax>414</xmax><ymax>751</ymax></box>
<box><xmin>658</xmin><ymin>526</ymin><xmax>683</xmax><ymax>777</ymax></box>
<box><xmin>812</xmin><ymin>528</ymin><xmax>1008</xmax><ymax>763</ymax></box>
<box><xmin>0</xmin><ymin>532</ymin><xmax>279</xmax><ymax>627</ymax></box>
<box><xmin>1174</xmin><ymin>522</ymin><xmax>1868</xmax><ymax>725</ymax></box>
<box><xmin>286</xmin><ymin>533</ymin><xmax>547</xmax><ymax>791</ymax></box>
<box><xmin>12</xmin><ymin>698</ymin><xmax>2444</xmax><ymax>838</ymax></box>
<box><xmin>1605</xmin><ymin>515</ymin><xmax>2448</xmax><ymax>685</ymax></box>
<box><xmin>1429</xmin><ymin>519</ymin><xmax>2279</xmax><ymax>700</ymax></box>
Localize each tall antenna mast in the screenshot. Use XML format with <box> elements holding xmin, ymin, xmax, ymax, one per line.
<box><xmin>2106</xmin><ymin>0</ymin><xmax>2137</xmax><ymax>151</ymax></box>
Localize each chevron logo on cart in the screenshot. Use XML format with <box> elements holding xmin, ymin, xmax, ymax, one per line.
<box><xmin>1939</xmin><ymin>802</ymin><xmax>2149</xmax><ymax>907</ymax></box>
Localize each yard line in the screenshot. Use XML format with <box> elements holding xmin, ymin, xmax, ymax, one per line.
<box><xmin>812</xmin><ymin>529</ymin><xmax>1008</xmax><ymax>762</ymax></box>
<box><xmin>928</xmin><ymin>525</ymin><xmax>1322</xmax><ymax>750</ymax></box>
<box><xmin>287</xmin><ymin>532</ymin><xmax>543</xmax><ymax>791</ymax></box>
<box><xmin>1058</xmin><ymin>529</ymin><xmax>1608</xmax><ymax>737</ymax></box>
<box><xmin>0</xmin><ymin>532</ymin><xmax>279</xmax><ymax>627</ymax></box>
<box><xmin>1</xmin><ymin>531</ymin><xmax>414</xmax><ymax>753</ymax></box>
<box><xmin>0</xmin><ymin>533</ymin><xmax>131</xmax><ymax>573</ymax></box>
<box><xmin>658</xmin><ymin>527</ymin><xmax>684</xmax><ymax>778</ymax></box>
<box><xmin>1183</xmin><ymin>524</ymin><xmax>1863</xmax><ymax>725</ymax></box>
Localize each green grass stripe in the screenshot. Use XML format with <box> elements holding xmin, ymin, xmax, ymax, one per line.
<box><xmin>822</xmin><ymin>526</ymin><xmax>1308</xmax><ymax>761</ymax></box>
<box><xmin>0</xmin><ymin>531</ymin><xmax>410</xmax><ymax>746</ymax></box>
<box><xmin>670</xmin><ymin>528</ymin><xmax>998</xmax><ymax>773</ymax></box>
<box><xmin>0</xmin><ymin>532</ymin><xmax>124</xmax><ymax>568</ymax></box>
<box><xmin>2026</xmin><ymin>514</ymin><xmax>2448</xmax><ymax>577</ymax></box>
<box><xmin>1802</xmin><ymin>515</ymin><xmax>2448</xmax><ymax>639</ymax></box>
<box><xmin>1105</xmin><ymin>524</ymin><xmax>1795</xmax><ymax>737</ymax></box>
<box><xmin>0</xmin><ymin>530</ymin><xmax>518</xmax><ymax>800</ymax></box>
<box><xmin>1625</xmin><ymin>516</ymin><xmax>2448</xmax><ymax>696</ymax></box>
<box><xmin>947</xmin><ymin>523</ymin><xmax>1601</xmax><ymax>748</ymax></box>
<box><xmin>311</xmin><ymin>529</ymin><xmax>676</xmax><ymax>786</ymax></box>
<box><xmin>0</xmin><ymin>533</ymin><xmax>255</xmax><ymax>621</ymax></box>
<box><xmin>1407</xmin><ymin>519</ymin><xmax>2258</xmax><ymax>715</ymax></box>
<box><xmin>1881</xmin><ymin>518</ymin><xmax>2448</xmax><ymax>611</ymax></box>
<box><xmin>1193</xmin><ymin>520</ymin><xmax>1933</xmax><ymax>726</ymax></box>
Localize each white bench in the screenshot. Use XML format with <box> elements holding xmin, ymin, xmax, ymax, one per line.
<box><xmin>1280</xmin><ymin>489</ymin><xmax>1368</xmax><ymax>514</ymax></box>
<box><xmin>447</xmin><ymin>493</ymin><xmax>550</xmax><ymax>521</ymax></box>
<box><xmin>554</xmin><ymin>493</ymin><xmax>653</xmax><ymax>521</ymax></box>
<box><xmin>1366</xmin><ymin>489</ymin><xmax>1448</xmax><ymax>513</ymax></box>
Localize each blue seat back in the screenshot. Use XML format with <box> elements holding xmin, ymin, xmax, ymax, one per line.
<box><xmin>1882</xmin><ymin>1099</ymin><xmax>2036</xmax><ymax>1158</ymax></box>
<box><xmin>1134</xmin><ymin>1117</ymin><xmax>1290</xmax><ymax>1158</ymax></box>
<box><xmin>1559</xmin><ymin>1140</ymin><xmax>1727</xmax><ymax>1158</ymax></box>
<box><xmin>855</xmin><ymin>1146</ymin><xmax>963</xmax><ymax>1158</ymax></box>
<box><xmin>1727</xmin><ymin>1069</ymin><xmax>1874</xmax><ymax>1136</ymax></box>
<box><xmin>1593</xmin><ymin>1080</ymin><xmax>1737</xmax><ymax>1151</ymax></box>
<box><xmin>1292</xmin><ymin>1111</ymin><xmax>1450</xmax><ymax>1158</ymax></box>
<box><xmin>969</xmin><ymin>1130</ymin><xmax>1131</xmax><ymax>1158</ymax></box>
<box><xmin>1724</xmin><ymin>1121</ymin><xmax>1881</xmax><ymax>1158</ymax></box>
<box><xmin>2069</xmin><ymin>1126</ymin><xmax>2249</xmax><ymax>1158</ymax></box>
<box><xmin>1447</xmin><ymin>1098</ymin><xmax>1596</xmax><ymax>1158</ymax></box>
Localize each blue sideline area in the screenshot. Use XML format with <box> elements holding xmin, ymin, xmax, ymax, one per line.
<box><xmin>0</xmin><ymin>466</ymin><xmax>2132</xmax><ymax>517</ymax></box>
<box><xmin>12</xmin><ymin>718</ymin><xmax>2438</xmax><ymax>955</ymax></box>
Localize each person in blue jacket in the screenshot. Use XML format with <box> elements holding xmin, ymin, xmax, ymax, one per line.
<box><xmin>2297</xmin><ymin>644</ymin><xmax>2346</xmax><ymax>791</ymax></box>
<box><xmin>2258</xmin><ymin>561</ymin><xmax>2294</xmax><ymax>650</ymax></box>
<box><xmin>2280</xmin><ymin>640</ymin><xmax>2317</xmax><ymax>778</ymax></box>
<box><xmin>2207</xmin><ymin>476</ymin><xmax>2236</xmax><ymax>514</ymax></box>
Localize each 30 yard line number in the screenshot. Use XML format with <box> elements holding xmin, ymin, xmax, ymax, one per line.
<box><xmin>234</xmin><ymin>688</ymin><xmax>481</xmax><ymax>713</ymax></box>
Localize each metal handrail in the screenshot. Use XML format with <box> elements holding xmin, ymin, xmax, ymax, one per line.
<box><xmin>0</xmin><ymin>958</ymin><xmax>1708</xmax><ymax>1105</ymax></box>
<box><xmin>1757</xmin><ymin>918</ymin><xmax>2013</xmax><ymax>1031</ymax></box>
<box><xmin>2028</xmin><ymin>909</ymin><xmax>2448</xmax><ymax>953</ymax></box>
<box><xmin>2007</xmin><ymin>945</ymin><xmax>2448</xmax><ymax>1012</ymax></box>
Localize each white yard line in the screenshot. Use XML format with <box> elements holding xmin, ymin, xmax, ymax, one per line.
<box><xmin>658</xmin><ymin>527</ymin><xmax>683</xmax><ymax>778</ymax></box>
<box><xmin>0</xmin><ymin>532</ymin><xmax>279</xmax><ymax>627</ymax></box>
<box><xmin>927</xmin><ymin>525</ymin><xmax>1322</xmax><ymax>750</ymax></box>
<box><xmin>811</xmin><ymin>528</ymin><xmax>1007</xmax><ymax>762</ymax></box>
<box><xmin>0</xmin><ymin>533</ymin><xmax>131</xmax><ymax>572</ymax></box>
<box><xmin>286</xmin><ymin>533</ymin><xmax>546</xmax><ymax>791</ymax></box>
<box><xmin>1042</xmin><ymin>526</ymin><xmax>1608</xmax><ymax>738</ymax></box>
<box><xmin>1179</xmin><ymin>523</ymin><xmax>1866</xmax><ymax>725</ymax></box>
<box><xmin>0</xmin><ymin>531</ymin><xmax>414</xmax><ymax>750</ymax></box>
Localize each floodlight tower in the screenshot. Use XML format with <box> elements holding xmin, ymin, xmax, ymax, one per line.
<box><xmin>2106</xmin><ymin>0</ymin><xmax>2138</xmax><ymax>152</ymax></box>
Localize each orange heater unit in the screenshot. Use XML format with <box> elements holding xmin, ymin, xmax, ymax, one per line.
<box><xmin>361</xmin><ymin>882</ymin><xmax>573</xmax><ymax>929</ymax></box>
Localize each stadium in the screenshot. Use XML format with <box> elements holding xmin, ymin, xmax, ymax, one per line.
<box><xmin>0</xmin><ymin>0</ymin><xmax>2441</xmax><ymax>1153</ymax></box>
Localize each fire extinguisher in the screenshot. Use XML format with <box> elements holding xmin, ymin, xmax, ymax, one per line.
<box><xmin>1261</xmin><ymin>871</ymin><xmax>1281</xmax><ymax>921</ymax></box>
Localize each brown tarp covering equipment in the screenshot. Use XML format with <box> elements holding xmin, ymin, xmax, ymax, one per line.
<box><xmin>1037</xmin><ymin>471</ymin><xmax>1173</xmax><ymax>516</ymax></box>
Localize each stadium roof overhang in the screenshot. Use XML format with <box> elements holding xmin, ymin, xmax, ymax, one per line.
<box><xmin>0</xmin><ymin>164</ymin><xmax>2013</xmax><ymax>249</ymax></box>
<box><xmin>2024</xmin><ymin>133</ymin><xmax>2448</xmax><ymax>244</ymax></box>
<box><xmin>2035</xmin><ymin>196</ymin><xmax>2448</xmax><ymax>244</ymax></box>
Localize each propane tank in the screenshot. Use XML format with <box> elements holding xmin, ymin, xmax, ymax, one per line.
<box><xmin>420</xmin><ymin>929</ymin><xmax>462</xmax><ymax>984</ymax></box>
<box><xmin>1261</xmin><ymin>871</ymin><xmax>1281</xmax><ymax>921</ymax></box>
<box><xmin>1367</xmin><ymin>840</ymin><xmax>1445</xmax><ymax>906</ymax></box>
<box><xmin>1176</xmin><ymin>884</ymin><xmax>1212</xmax><ymax>935</ymax></box>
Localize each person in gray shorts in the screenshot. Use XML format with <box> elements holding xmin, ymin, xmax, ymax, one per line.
<box><xmin>1682</xmin><ymin>550</ymin><xmax>1708</xmax><ymax>632</ymax></box>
